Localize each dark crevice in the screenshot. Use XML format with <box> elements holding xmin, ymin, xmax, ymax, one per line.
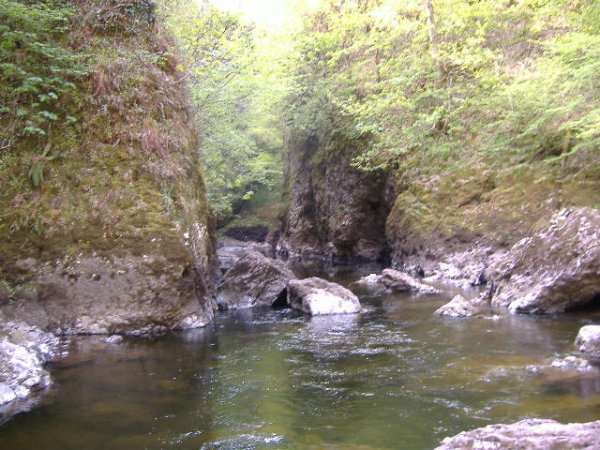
<box><xmin>567</xmin><ymin>294</ymin><xmax>600</xmax><ymax>313</ymax></box>
<box><xmin>271</xmin><ymin>288</ymin><xmax>289</xmax><ymax>309</ymax></box>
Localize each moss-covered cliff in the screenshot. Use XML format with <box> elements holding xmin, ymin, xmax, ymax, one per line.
<box><xmin>0</xmin><ymin>0</ymin><xmax>216</xmax><ymax>334</ymax></box>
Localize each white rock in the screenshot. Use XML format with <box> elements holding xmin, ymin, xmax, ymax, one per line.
<box><xmin>288</xmin><ymin>277</ymin><xmax>361</xmax><ymax>315</ymax></box>
<box><xmin>434</xmin><ymin>295</ymin><xmax>478</xmax><ymax>318</ymax></box>
<box><xmin>436</xmin><ymin>418</ymin><xmax>600</xmax><ymax>449</ymax></box>
<box><xmin>575</xmin><ymin>325</ymin><xmax>600</xmax><ymax>362</ymax></box>
<box><xmin>0</xmin><ymin>383</ymin><xmax>16</xmax><ymax>405</ymax></box>
<box><xmin>104</xmin><ymin>335</ymin><xmax>123</xmax><ymax>345</ymax></box>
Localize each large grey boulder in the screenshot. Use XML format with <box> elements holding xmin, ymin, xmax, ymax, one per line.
<box><xmin>575</xmin><ymin>325</ymin><xmax>600</xmax><ymax>362</ymax></box>
<box><xmin>436</xmin><ymin>419</ymin><xmax>600</xmax><ymax>449</ymax></box>
<box><xmin>216</xmin><ymin>252</ymin><xmax>295</xmax><ymax>310</ymax></box>
<box><xmin>435</xmin><ymin>295</ymin><xmax>478</xmax><ymax>318</ymax></box>
<box><xmin>0</xmin><ymin>320</ymin><xmax>58</xmax><ymax>419</ymax></box>
<box><xmin>485</xmin><ymin>208</ymin><xmax>600</xmax><ymax>314</ymax></box>
<box><xmin>287</xmin><ymin>277</ymin><xmax>361</xmax><ymax>315</ymax></box>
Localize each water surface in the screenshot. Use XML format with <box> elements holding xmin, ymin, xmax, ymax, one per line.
<box><xmin>1</xmin><ymin>262</ymin><xmax>599</xmax><ymax>449</ymax></box>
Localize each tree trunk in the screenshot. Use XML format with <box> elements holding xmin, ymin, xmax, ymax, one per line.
<box><xmin>426</xmin><ymin>0</ymin><xmax>439</xmax><ymax>64</ymax></box>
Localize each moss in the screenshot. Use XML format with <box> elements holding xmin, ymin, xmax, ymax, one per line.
<box><xmin>0</xmin><ymin>0</ymin><xmax>213</xmax><ymax>285</ymax></box>
<box><xmin>387</xmin><ymin>159</ymin><xmax>600</xmax><ymax>247</ymax></box>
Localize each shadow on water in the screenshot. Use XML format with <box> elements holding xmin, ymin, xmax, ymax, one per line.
<box><xmin>1</xmin><ymin>261</ymin><xmax>599</xmax><ymax>449</ymax></box>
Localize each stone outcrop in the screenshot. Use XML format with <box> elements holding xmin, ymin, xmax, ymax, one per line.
<box><xmin>436</xmin><ymin>419</ymin><xmax>600</xmax><ymax>449</ymax></box>
<box><xmin>287</xmin><ymin>277</ymin><xmax>362</xmax><ymax>315</ymax></box>
<box><xmin>0</xmin><ymin>319</ymin><xmax>58</xmax><ymax>422</ymax></box>
<box><xmin>575</xmin><ymin>325</ymin><xmax>600</xmax><ymax>362</ymax></box>
<box><xmin>354</xmin><ymin>269</ymin><xmax>440</xmax><ymax>295</ymax></box>
<box><xmin>280</xmin><ymin>132</ymin><xmax>389</xmax><ymax>262</ymax></box>
<box><xmin>435</xmin><ymin>295</ymin><xmax>479</xmax><ymax>318</ymax></box>
<box><xmin>3</xmin><ymin>251</ymin><xmax>214</xmax><ymax>336</ymax></box>
<box><xmin>216</xmin><ymin>252</ymin><xmax>295</xmax><ymax>310</ymax></box>
<box><xmin>484</xmin><ymin>208</ymin><xmax>600</xmax><ymax>314</ymax></box>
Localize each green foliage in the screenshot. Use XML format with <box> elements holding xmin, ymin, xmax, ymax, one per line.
<box><xmin>284</xmin><ymin>0</ymin><xmax>600</xmax><ymax>179</ymax></box>
<box><xmin>0</xmin><ymin>0</ymin><xmax>87</xmax><ymax>152</ymax></box>
<box><xmin>163</xmin><ymin>0</ymin><xmax>284</xmax><ymax>222</ymax></box>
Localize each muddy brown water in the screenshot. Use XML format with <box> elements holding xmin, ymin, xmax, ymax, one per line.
<box><xmin>1</xmin><ymin>261</ymin><xmax>599</xmax><ymax>449</ymax></box>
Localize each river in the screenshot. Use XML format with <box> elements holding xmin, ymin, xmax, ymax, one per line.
<box><xmin>1</xmin><ymin>261</ymin><xmax>599</xmax><ymax>449</ymax></box>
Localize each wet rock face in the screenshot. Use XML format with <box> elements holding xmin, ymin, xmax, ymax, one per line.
<box><xmin>287</xmin><ymin>277</ymin><xmax>361</xmax><ymax>315</ymax></box>
<box><xmin>216</xmin><ymin>252</ymin><xmax>295</xmax><ymax>310</ymax></box>
<box><xmin>436</xmin><ymin>419</ymin><xmax>600</xmax><ymax>449</ymax></box>
<box><xmin>575</xmin><ymin>325</ymin><xmax>600</xmax><ymax>363</ymax></box>
<box><xmin>8</xmin><ymin>252</ymin><xmax>214</xmax><ymax>336</ymax></box>
<box><xmin>485</xmin><ymin>208</ymin><xmax>600</xmax><ymax>314</ymax></box>
<box><xmin>0</xmin><ymin>320</ymin><xmax>58</xmax><ymax>419</ymax></box>
<box><xmin>281</xmin><ymin>133</ymin><xmax>389</xmax><ymax>262</ymax></box>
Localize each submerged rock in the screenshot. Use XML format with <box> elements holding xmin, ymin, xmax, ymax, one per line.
<box><xmin>485</xmin><ymin>208</ymin><xmax>600</xmax><ymax>314</ymax></box>
<box><xmin>436</xmin><ymin>418</ymin><xmax>600</xmax><ymax>449</ymax></box>
<box><xmin>0</xmin><ymin>321</ymin><xmax>58</xmax><ymax>419</ymax></box>
<box><xmin>434</xmin><ymin>295</ymin><xmax>478</xmax><ymax>318</ymax></box>
<box><xmin>551</xmin><ymin>356</ymin><xmax>598</xmax><ymax>372</ymax></box>
<box><xmin>575</xmin><ymin>325</ymin><xmax>600</xmax><ymax>362</ymax></box>
<box><xmin>354</xmin><ymin>269</ymin><xmax>440</xmax><ymax>295</ymax></box>
<box><xmin>216</xmin><ymin>252</ymin><xmax>295</xmax><ymax>310</ymax></box>
<box><xmin>287</xmin><ymin>277</ymin><xmax>362</xmax><ymax>315</ymax></box>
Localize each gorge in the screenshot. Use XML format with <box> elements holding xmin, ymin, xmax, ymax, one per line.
<box><xmin>1</xmin><ymin>0</ymin><xmax>600</xmax><ymax>448</ymax></box>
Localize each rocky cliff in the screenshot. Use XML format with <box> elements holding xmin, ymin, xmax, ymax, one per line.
<box><xmin>280</xmin><ymin>130</ymin><xmax>389</xmax><ymax>262</ymax></box>
<box><xmin>0</xmin><ymin>0</ymin><xmax>216</xmax><ymax>335</ymax></box>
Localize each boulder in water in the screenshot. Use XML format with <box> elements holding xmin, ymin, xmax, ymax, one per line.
<box><xmin>216</xmin><ymin>237</ymin><xmax>276</xmax><ymax>272</ymax></box>
<box><xmin>0</xmin><ymin>321</ymin><xmax>58</xmax><ymax>419</ymax></box>
<box><xmin>484</xmin><ymin>208</ymin><xmax>600</xmax><ymax>314</ymax></box>
<box><xmin>216</xmin><ymin>252</ymin><xmax>295</xmax><ymax>310</ymax></box>
<box><xmin>354</xmin><ymin>268</ymin><xmax>440</xmax><ymax>295</ymax></box>
<box><xmin>434</xmin><ymin>295</ymin><xmax>478</xmax><ymax>318</ymax></box>
<box><xmin>287</xmin><ymin>277</ymin><xmax>362</xmax><ymax>315</ymax></box>
<box><xmin>575</xmin><ymin>325</ymin><xmax>600</xmax><ymax>362</ymax></box>
<box><xmin>436</xmin><ymin>418</ymin><xmax>600</xmax><ymax>449</ymax></box>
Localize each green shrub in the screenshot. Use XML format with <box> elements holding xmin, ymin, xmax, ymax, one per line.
<box><xmin>0</xmin><ymin>0</ymin><xmax>87</xmax><ymax>150</ymax></box>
